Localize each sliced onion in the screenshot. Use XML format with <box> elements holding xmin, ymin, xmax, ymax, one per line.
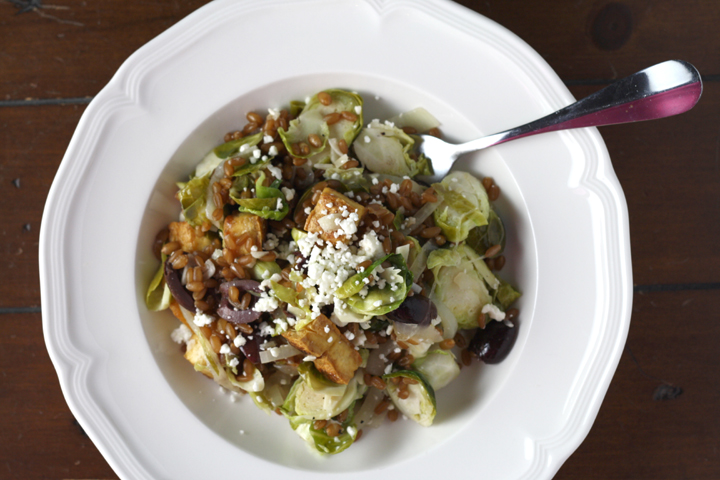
<box><xmin>259</xmin><ymin>344</ymin><xmax>302</xmax><ymax>364</ymax></box>
<box><xmin>355</xmin><ymin>387</ymin><xmax>387</xmax><ymax>429</ymax></box>
<box><xmin>401</xmin><ymin>196</ymin><xmax>443</xmax><ymax>236</ymax></box>
<box><xmin>430</xmin><ymin>292</ymin><xmax>458</xmax><ymax>340</ymax></box>
<box><xmin>364</xmin><ymin>341</ymin><xmax>397</xmax><ymax>376</ymax></box>
<box><xmin>409</xmin><ymin>240</ymin><xmax>437</xmax><ymax>282</ymax></box>
<box><xmin>202</xmin><ymin>258</ymin><xmax>216</xmax><ymax>280</ymax></box>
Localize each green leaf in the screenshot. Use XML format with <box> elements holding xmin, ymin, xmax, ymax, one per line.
<box><xmin>235</xmin><ymin>172</ymin><xmax>289</xmax><ymax>220</ymax></box>
<box><xmin>279</xmin><ymin>89</ymin><xmax>363</xmax><ymax>161</ymax></box>
<box><xmin>466</xmin><ymin>209</ymin><xmax>506</xmax><ymax>257</ymax></box>
<box><xmin>427</xmin><ymin>245</ymin><xmax>492</xmax><ymax>329</ymax></box>
<box><xmin>495</xmin><ymin>279</ymin><xmax>521</xmax><ymax>309</ymax></box>
<box><xmin>177</xmin><ymin>173</ymin><xmax>211</xmax><ymax>227</ymax></box>
<box><xmin>412</xmin><ymin>349</ymin><xmax>460</xmax><ymax>391</ymax></box>
<box><xmin>382</xmin><ymin>370</ymin><xmax>436</xmax><ymax>427</ymax></box>
<box><xmin>432</xmin><ymin>171</ymin><xmax>490</xmax><ymax>243</ymax></box>
<box><xmin>213</xmin><ymin>132</ymin><xmax>264</xmax><ymax>159</ymax></box>
<box><xmin>145</xmin><ymin>253</ymin><xmax>171</xmax><ymax>311</ymax></box>
<box><xmin>342</xmin><ymin>254</ymin><xmax>412</xmax><ymax>316</ymax></box>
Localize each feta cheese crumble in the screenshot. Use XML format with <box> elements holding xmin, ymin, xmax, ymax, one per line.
<box><xmin>193</xmin><ymin>311</ymin><xmax>213</xmax><ymax>327</ymax></box>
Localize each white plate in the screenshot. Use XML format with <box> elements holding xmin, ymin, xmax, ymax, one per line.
<box><xmin>40</xmin><ymin>0</ymin><xmax>633</xmax><ymax>478</ymax></box>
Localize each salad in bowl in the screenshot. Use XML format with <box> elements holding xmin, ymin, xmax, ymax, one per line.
<box><xmin>145</xmin><ymin>89</ymin><xmax>521</xmax><ymax>454</ymax></box>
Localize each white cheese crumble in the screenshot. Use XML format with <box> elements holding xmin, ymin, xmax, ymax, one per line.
<box><xmin>268</xmin><ymin>145</ymin><xmax>279</xmax><ymax>156</ymax></box>
<box><xmin>303</xmin><ymin>355</ymin><xmax>317</xmax><ymax>362</ymax></box>
<box><xmin>296</xmin><ymin>231</ymin><xmax>383</xmax><ymax>316</ymax></box>
<box><xmin>482</xmin><ymin>304</ymin><xmax>507</xmax><ymax>321</ymax></box>
<box><xmin>233</xmin><ymin>335</ymin><xmax>247</xmax><ymax>348</ymax></box>
<box><xmin>193</xmin><ymin>311</ymin><xmax>213</xmax><ymax>327</ymax></box>
<box><xmin>281</xmin><ymin>187</ymin><xmax>295</xmax><ymax>201</ymax></box>
<box><xmin>264</xmin><ymin>232</ymin><xmax>280</xmax><ymax>251</ymax></box>
<box><xmin>219</xmin><ymin>344</ymin><xmax>232</xmax><ymax>355</ymax></box>
<box><xmin>267</xmin><ymin>164</ymin><xmax>282</xmax><ymax>180</ymax></box>
<box><xmin>171</xmin><ymin>324</ymin><xmax>192</xmax><ymax>344</ymax></box>
<box><xmin>263</xmin><ymin>135</ymin><xmax>274</xmax><ymax>144</ymax></box>
<box><xmin>253</xmin><ymin>293</ymin><xmax>279</xmax><ymax>313</ymax></box>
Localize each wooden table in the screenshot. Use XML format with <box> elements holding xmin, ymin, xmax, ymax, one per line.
<box><xmin>2</xmin><ymin>1</ymin><xmax>718</xmax><ymax>478</ymax></box>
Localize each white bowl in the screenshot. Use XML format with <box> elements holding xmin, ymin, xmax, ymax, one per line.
<box><xmin>40</xmin><ymin>1</ymin><xmax>633</xmax><ymax>478</ymax></box>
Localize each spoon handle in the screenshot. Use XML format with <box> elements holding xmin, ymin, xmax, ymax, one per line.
<box><xmin>461</xmin><ymin>60</ymin><xmax>702</xmax><ymax>152</ymax></box>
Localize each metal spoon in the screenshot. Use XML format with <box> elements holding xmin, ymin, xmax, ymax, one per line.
<box><xmin>417</xmin><ymin>60</ymin><xmax>702</xmax><ymax>183</ymax></box>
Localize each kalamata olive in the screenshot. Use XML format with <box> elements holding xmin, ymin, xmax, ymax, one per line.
<box><xmin>240</xmin><ymin>326</ymin><xmax>261</xmax><ymax>364</ymax></box>
<box><xmin>293</xmin><ymin>252</ymin><xmax>307</xmax><ymax>272</ymax></box>
<box><xmin>386</xmin><ymin>295</ymin><xmax>437</xmax><ymax>327</ymax></box>
<box><xmin>468</xmin><ymin>318</ymin><xmax>518</xmax><ymax>364</ymax></box>
<box><xmin>218</xmin><ymin>279</ymin><xmax>261</xmax><ymax>296</ymax></box>
<box><xmin>216</xmin><ymin>279</ymin><xmax>263</xmax><ymax>323</ymax></box>
<box><xmin>164</xmin><ymin>259</ymin><xmax>195</xmax><ymax>311</ymax></box>
<box><xmin>216</xmin><ymin>297</ymin><xmax>262</xmax><ymax>324</ymax></box>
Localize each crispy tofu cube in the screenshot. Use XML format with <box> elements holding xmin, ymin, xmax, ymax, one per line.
<box><xmin>282</xmin><ymin>314</ymin><xmax>336</xmax><ymax>357</ymax></box>
<box><xmin>223</xmin><ymin>212</ymin><xmax>266</xmax><ymax>255</ymax></box>
<box><xmin>304</xmin><ymin>188</ymin><xmax>366</xmax><ymax>244</ymax></box>
<box><xmin>282</xmin><ymin>314</ymin><xmax>362</xmax><ymax>384</ymax></box>
<box><xmin>314</xmin><ymin>340</ymin><xmax>363</xmax><ymax>385</ymax></box>
<box><xmin>184</xmin><ymin>335</ymin><xmax>212</xmax><ymax>379</ymax></box>
<box><xmin>168</xmin><ymin>221</ymin><xmax>212</xmax><ymax>253</ymax></box>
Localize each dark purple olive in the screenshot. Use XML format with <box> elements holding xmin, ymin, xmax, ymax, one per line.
<box><xmin>218</xmin><ymin>279</ymin><xmax>262</xmax><ymax>296</ymax></box>
<box><xmin>216</xmin><ymin>297</ymin><xmax>262</xmax><ymax>324</ymax></box>
<box><xmin>386</xmin><ymin>295</ymin><xmax>437</xmax><ymax>327</ymax></box>
<box><xmin>468</xmin><ymin>318</ymin><xmax>519</xmax><ymax>364</ymax></box>
<box><xmin>163</xmin><ymin>260</ymin><xmax>195</xmax><ymax>311</ymax></box>
<box><xmin>240</xmin><ymin>326</ymin><xmax>261</xmax><ymax>364</ymax></box>
<box><xmin>293</xmin><ymin>252</ymin><xmax>307</xmax><ymax>272</ymax></box>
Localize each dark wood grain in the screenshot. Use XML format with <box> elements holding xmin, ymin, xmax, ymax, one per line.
<box><xmin>456</xmin><ymin>0</ymin><xmax>720</xmax><ymax>81</ymax></box>
<box><xmin>1</xmin><ymin>0</ymin><xmax>719</xmax><ymax>479</ymax></box>
<box><xmin>2</xmin><ymin>0</ymin><xmax>720</xmax><ymax>101</ymax></box>
<box><xmin>0</xmin><ymin>103</ymin><xmax>85</xmax><ymax>308</ymax></box>
<box><xmin>0</xmin><ymin>0</ymin><xmax>210</xmax><ymax>101</ymax></box>
<box><xmin>0</xmin><ymin>313</ymin><xmax>117</xmax><ymax>480</ymax></box>
<box><xmin>556</xmin><ymin>289</ymin><xmax>720</xmax><ymax>479</ymax></box>
<box><xmin>567</xmin><ymin>83</ymin><xmax>720</xmax><ymax>286</ymax></box>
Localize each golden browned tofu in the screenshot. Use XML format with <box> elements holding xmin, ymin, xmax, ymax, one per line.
<box><xmin>282</xmin><ymin>314</ymin><xmax>336</xmax><ymax>357</ymax></box>
<box><xmin>168</xmin><ymin>221</ymin><xmax>212</xmax><ymax>253</ymax></box>
<box><xmin>314</xmin><ymin>340</ymin><xmax>363</xmax><ymax>385</ymax></box>
<box><xmin>304</xmin><ymin>188</ymin><xmax>366</xmax><ymax>244</ymax></box>
<box><xmin>282</xmin><ymin>314</ymin><xmax>362</xmax><ymax>384</ymax></box>
<box><xmin>223</xmin><ymin>212</ymin><xmax>266</xmax><ymax>255</ymax></box>
<box><xmin>184</xmin><ymin>335</ymin><xmax>212</xmax><ymax>379</ymax></box>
